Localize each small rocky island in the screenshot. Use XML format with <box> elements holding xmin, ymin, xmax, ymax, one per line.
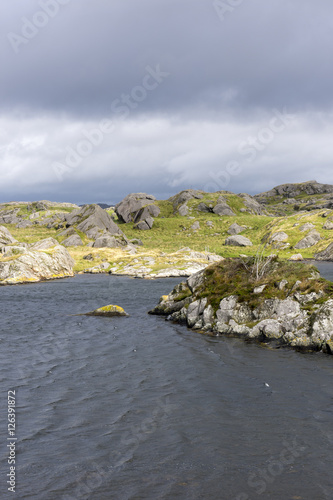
<box><xmin>150</xmin><ymin>256</ymin><xmax>333</xmax><ymax>355</ymax></box>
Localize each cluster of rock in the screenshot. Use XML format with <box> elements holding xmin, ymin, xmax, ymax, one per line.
<box><xmin>265</xmin><ymin>219</ymin><xmax>333</xmax><ymax>258</ymax></box>
<box><xmin>115</xmin><ymin>193</ymin><xmax>160</xmax><ymax>230</ymax></box>
<box><xmin>0</xmin><ymin>228</ymin><xmax>74</xmax><ymax>285</ymax></box>
<box><xmin>82</xmin><ymin>247</ymin><xmax>223</xmax><ymax>278</ymax></box>
<box><xmin>255</xmin><ymin>180</ymin><xmax>333</xmax><ymax>214</ymax></box>
<box><xmin>61</xmin><ymin>204</ymin><xmax>128</xmax><ymax>248</ymax></box>
<box><xmin>0</xmin><ymin>201</ymin><xmax>79</xmax><ymax>228</ymax></box>
<box><xmin>150</xmin><ymin>265</ymin><xmax>333</xmax><ymax>354</ymax></box>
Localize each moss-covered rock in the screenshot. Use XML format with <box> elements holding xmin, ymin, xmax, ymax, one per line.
<box><xmin>149</xmin><ymin>257</ymin><xmax>333</xmax><ymax>354</ymax></box>
<box><xmin>85</xmin><ymin>304</ymin><xmax>129</xmax><ymax>317</ymax></box>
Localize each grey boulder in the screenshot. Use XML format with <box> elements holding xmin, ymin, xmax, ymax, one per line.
<box><xmin>314</xmin><ymin>242</ymin><xmax>333</xmax><ymax>261</ymax></box>
<box><xmin>93</xmin><ymin>234</ymin><xmax>123</xmax><ymax>248</ymax></box>
<box><xmin>294</xmin><ymin>230</ymin><xmax>321</xmax><ymax>249</ymax></box>
<box><xmin>65</xmin><ymin>204</ymin><xmax>124</xmax><ymax>239</ymax></box>
<box><xmin>225</xmin><ymin>235</ymin><xmax>253</xmax><ymax>247</ymax></box>
<box><xmin>0</xmin><ymin>226</ymin><xmax>17</xmax><ymax>246</ymax></box>
<box><xmin>227</xmin><ymin>223</ymin><xmax>246</xmax><ymax>235</ymax></box>
<box><xmin>62</xmin><ymin>234</ymin><xmax>83</xmax><ymax>247</ymax></box>
<box><xmin>115</xmin><ymin>193</ymin><xmax>160</xmax><ymax>223</ymax></box>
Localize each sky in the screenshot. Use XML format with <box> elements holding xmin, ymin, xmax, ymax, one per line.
<box><xmin>1</xmin><ymin>0</ymin><xmax>333</xmax><ymax>204</ymax></box>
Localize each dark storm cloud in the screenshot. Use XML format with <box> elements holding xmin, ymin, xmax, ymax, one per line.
<box><xmin>1</xmin><ymin>0</ymin><xmax>333</xmax><ymax>203</ymax></box>
<box><xmin>2</xmin><ymin>0</ymin><xmax>333</xmax><ymax>117</ymax></box>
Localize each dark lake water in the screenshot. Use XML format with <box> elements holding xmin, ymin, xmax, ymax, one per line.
<box><xmin>1</xmin><ymin>268</ymin><xmax>333</xmax><ymax>499</ymax></box>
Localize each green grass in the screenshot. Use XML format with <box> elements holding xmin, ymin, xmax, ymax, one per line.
<box><xmin>196</xmin><ymin>257</ymin><xmax>333</xmax><ymax>311</ymax></box>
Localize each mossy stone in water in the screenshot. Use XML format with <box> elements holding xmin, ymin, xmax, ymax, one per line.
<box><xmin>86</xmin><ymin>304</ymin><xmax>128</xmax><ymax>317</ymax></box>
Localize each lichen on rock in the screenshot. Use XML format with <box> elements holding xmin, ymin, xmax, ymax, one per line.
<box><xmin>149</xmin><ymin>257</ymin><xmax>333</xmax><ymax>354</ymax></box>
<box><xmin>85</xmin><ymin>304</ymin><xmax>129</xmax><ymax>317</ymax></box>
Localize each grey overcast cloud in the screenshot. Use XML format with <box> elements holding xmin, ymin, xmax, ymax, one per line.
<box><xmin>1</xmin><ymin>0</ymin><xmax>333</xmax><ymax>204</ymax></box>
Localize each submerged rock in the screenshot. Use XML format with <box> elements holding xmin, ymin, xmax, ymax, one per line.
<box><xmin>85</xmin><ymin>304</ymin><xmax>128</xmax><ymax>317</ymax></box>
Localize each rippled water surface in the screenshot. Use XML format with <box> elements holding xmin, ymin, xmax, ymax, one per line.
<box><xmin>1</xmin><ymin>272</ymin><xmax>333</xmax><ymax>499</ymax></box>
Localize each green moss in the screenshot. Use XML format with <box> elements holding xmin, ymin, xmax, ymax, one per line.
<box><xmin>196</xmin><ymin>258</ymin><xmax>332</xmax><ymax>312</ymax></box>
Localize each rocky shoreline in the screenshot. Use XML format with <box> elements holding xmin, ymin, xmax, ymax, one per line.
<box><xmin>149</xmin><ymin>257</ymin><xmax>333</xmax><ymax>355</ymax></box>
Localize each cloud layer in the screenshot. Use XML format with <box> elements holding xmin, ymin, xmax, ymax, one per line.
<box><xmin>1</xmin><ymin>0</ymin><xmax>333</xmax><ymax>203</ymax></box>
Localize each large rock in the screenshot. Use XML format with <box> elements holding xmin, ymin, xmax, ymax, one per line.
<box><xmin>197</xmin><ymin>202</ymin><xmax>212</xmax><ymax>213</ymax></box>
<box><xmin>323</xmin><ymin>221</ymin><xmax>333</xmax><ymax>230</ymax></box>
<box><xmin>299</xmin><ymin>223</ymin><xmax>315</xmax><ymax>232</ymax></box>
<box><xmin>168</xmin><ymin>190</ymin><xmax>204</xmax><ymax>210</ymax></box>
<box><xmin>62</xmin><ymin>234</ymin><xmax>83</xmax><ymax>247</ymax></box>
<box><xmin>0</xmin><ymin>226</ymin><xmax>17</xmax><ymax>246</ymax></box>
<box><xmin>238</xmin><ymin>193</ymin><xmax>265</xmax><ymax>215</ymax></box>
<box><xmin>132</xmin><ymin>206</ymin><xmax>158</xmax><ymax>230</ymax></box>
<box><xmin>0</xmin><ymin>209</ymin><xmax>21</xmax><ymax>224</ymax></box>
<box><xmin>225</xmin><ymin>235</ymin><xmax>253</xmax><ymax>247</ymax></box>
<box><xmin>213</xmin><ymin>196</ymin><xmax>236</xmax><ymax>216</ymax></box>
<box><xmin>65</xmin><ymin>204</ymin><xmax>125</xmax><ymax>241</ymax></box>
<box><xmin>115</xmin><ymin>193</ymin><xmax>160</xmax><ymax>223</ymax></box>
<box><xmin>93</xmin><ymin>233</ymin><xmax>123</xmax><ymax>248</ymax></box>
<box><xmin>85</xmin><ymin>304</ymin><xmax>128</xmax><ymax>317</ymax></box>
<box><xmin>270</xmin><ymin>231</ymin><xmax>288</xmax><ymax>243</ymax></box>
<box><xmin>178</xmin><ymin>203</ymin><xmax>189</xmax><ymax>216</ymax></box>
<box><xmin>294</xmin><ymin>230</ymin><xmax>321</xmax><ymax>249</ymax></box>
<box><xmin>314</xmin><ymin>242</ymin><xmax>333</xmax><ymax>261</ymax></box>
<box><xmin>30</xmin><ymin>237</ymin><xmax>59</xmax><ymax>250</ymax></box>
<box><xmin>0</xmin><ymin>245</ymin><xmax>74</xmax><ymax>285</ymax></box>
<box><xmin>255</xmin><ymin>180</ymin><xmax>333</xmax><ymax>199</ymax></box>
<box><xmin>134</xmin><ymin>217</ymin><xmax>154</xmax><ymax>230</ymax></box>
<box><xmin>227</xmin><ymin>223</ymin><xmax>246</xmax><ymax>235</ymax></box>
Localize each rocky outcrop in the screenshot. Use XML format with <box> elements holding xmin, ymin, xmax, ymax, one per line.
<box><xmin>30</xmin><ymin>237</ymin><xmax>59</xmax><ymax>250</ymax></box>
<box><xmin>84</xmin><ymin>304</ymin><xmax>128</xmax><ymax>317</ymax></box>
<box><xmin>314</xmin><ymin>242</ymin><xmax>333</xmax><ymax>261</ymax></box>
<box><xmin>62</xmin><ymin>234</ymin><xmax>83</xmax><ymax>247</ymax></box>
<box><xmin>149</xmin><ymin>260</ymin><xmax>333</xmax><ymax>354</ymax></box>
<box><xmin>238</xmin><ymin>193</ymin><xmax>265</xmax><ymax>215</ymax></box>
<box><xmin>134</xmin><ymin>216</ymin><xmax>154</xmax><ymax>231</ymax></box>
<box><xmin>65</xmin><ymin>204</ymin><xmax>127</xmax><ymax>243</ymax></box>
<box><xmin>213</xmin><ymin>196</ymin><xmax>236</xmax><ymax>216</ymax></box>
<box><xmin>0</xmin><ymin>226</ymin><xmax>17</xmax><ymax>246</ymax></box>
<box><xmin>115</xmin><ymin>193</ymin><xmax>160</xmax><ymax>224</ymax></box>
<box><xmin>255</xmin><ymin>180</ymin><xmax>333</xmax><ymax>200</ymax></box>
<box><xmin>107</xmin><ymin>248</ymin><xmax>223</xmax><ymax>278</ymax></box>
<box><xmin>168</xmin><ymin>190</ymin><xmax>204</xmax><ymax>212</ymax></box>
<box><xmin>289</xmin><ymin>254</ymin><xmax>304</xmax><ymax>261</ymax></box>
<box><xmin>294</xmin><ymin>230</ymin><xmax>321</xmax><ymax>249</ymax></box>
<box><xmin>299</xmin><ymin>223</ymin><xmax>315</xmax><ymax>232</ymax></box>
<box><xmin>269</xmin><ymin>231</ymin><xmax>288</xmax><ymax>243</ymax></box>
<box><xmin>227</xmin><ymin>223</ymin><xmax>246</xmax><ymax>235</ymax></box>
<box><xmin>225</xmin><ymin>235</ymin><xmax>253</xmax><ymax>247</ymax></box>
<box><xmin>93</xmin><ymin>234</ymin><xmax>123</xmax><ymax>248</ymax></box>
<box><xmin>178</xmin><ymin>203</ymin><xmax>189</xmax><ymax>216</ymax></box>
<box><xmin>0</xmin><ymin>244</ymin><xmax>74</xmax><ymax>285</ymax></box>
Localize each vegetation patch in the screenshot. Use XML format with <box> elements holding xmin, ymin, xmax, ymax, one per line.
<box><xmin>196</xmin><ymin>257</ymin><xmax>333</xmax><ymax>311</ymax></box>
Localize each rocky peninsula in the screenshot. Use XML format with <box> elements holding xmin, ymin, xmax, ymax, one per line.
<box><xmin>149</xmin><ymin>256</ymin><xmax>333</xmax><ymax>355</ymax></box>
